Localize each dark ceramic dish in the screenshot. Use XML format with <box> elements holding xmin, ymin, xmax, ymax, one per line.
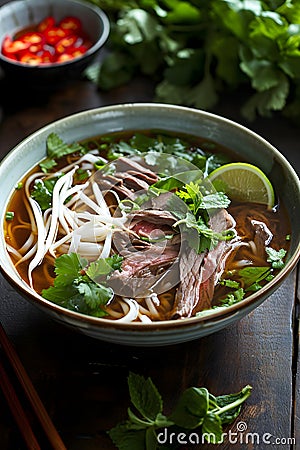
<box><xmin>0</xmin><ymin>0</ymin><xmax>109</xmax><ymax>86</ymax></box>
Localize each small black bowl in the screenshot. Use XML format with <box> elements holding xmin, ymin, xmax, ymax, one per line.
<box><xmin>0</xmin><ymin>0</ymin><xmax>110</xmax><ymax>87</ymax></box>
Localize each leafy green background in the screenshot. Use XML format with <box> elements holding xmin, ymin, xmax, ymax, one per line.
<box><xmin>85</xmin><ymin>0</ymin><xmax>300</xmax><ymax>122</ymax></box>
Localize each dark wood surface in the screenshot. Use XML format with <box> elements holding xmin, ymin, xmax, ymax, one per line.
<box><xmin>0</xmin><ymin>13</ymin><xmax>300</xmax><ymax>449</ymax></box>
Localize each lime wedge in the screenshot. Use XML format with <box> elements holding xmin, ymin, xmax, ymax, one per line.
<box><xmin>208</xmin><ymin>162</ymin><xmax>275</xmax><ymax>208</ymax></box>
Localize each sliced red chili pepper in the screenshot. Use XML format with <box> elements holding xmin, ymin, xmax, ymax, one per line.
<box><xmin>44</xmin><ymin>26</ymin><xmax>68</xmax><ymax>45</ymax></box>
<box><xmin>55</xmin><ymin>52</ymin><xmax>74</xmax><ymax>63</ymax></box>
<box><xmin>65</xmin><ymin>45</ymin><xmax>89</xmax><ymax>58</ymax></box>
<box><xmin>38</xmin><ymin>49</ymin><xmax>56</xmax><ymax>64</ymax></box>
<box><xmin>37</xmin><ymin>16</ymin><xmax>55</xmax><ymax>33</ymax></box>
<box><xmin>2</xmin><ymin>14</ymin><xmax>92</xmax><ymax>66</ymax></box>
<box><xmin>27</xmin><ymin>42</ymin><xmax>44</xmax><ymax>53</ymax></box>
<box><xmin>58</xmin><ymin>16</ymin><xmax>82</xmax><ymax>34</ymax></box>
<box><xmin>1</xmin><ymin>36</ymin><xmax>31</xmax><ymax>57</ymax></box>
<box><xmin>54</xmin><ymin>34</ymin><xmax>79</xmax><ymax>54</ymax></box>
<box><xmin>20</xmin><ymin>31</ymin><xmax>45</xmax><ymax>45</ymax></box>
<box><xmin>19</xmin><ymin>51</ymin><xmax>43</xmax><ymax>65</ymax></box>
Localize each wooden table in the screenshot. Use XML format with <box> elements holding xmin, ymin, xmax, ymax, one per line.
<box><xmin>0</xmin><ymin>34</ymin><xmax>299</xmax><ymax>450</ymax></box>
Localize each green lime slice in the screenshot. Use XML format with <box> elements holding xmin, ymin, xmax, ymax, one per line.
<box><xmin>208</xmin><ymin>162</ymin><xmax>275</xmax><ymax>208</ymax></box>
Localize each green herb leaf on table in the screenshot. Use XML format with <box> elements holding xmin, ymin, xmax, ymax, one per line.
<box><xmin>108</xmin><ymin>372</ymin><xmax>252</xmax><ymax>449</ymax></box>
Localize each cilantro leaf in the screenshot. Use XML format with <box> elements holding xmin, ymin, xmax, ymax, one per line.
<box><xmin>53</xmin><ymin>253</ymin><xmax>87</xmax><ymax>286</ymax></box>
<box><xmin>86</xmin><ymin>0</ymin><xmax>300</xmax><ymax>121</ymax></box>
<box><xmin>40</xmin><ymin>133</ymin><xmax>86</xmax><ymax>173</ymax></box>
<box><xmin>77</xmin><ymin>281</ymin><xmax>113</xmax><ymax>309</ymax></box>
<box><xmin>266</xmin><ymin>246</ymin><xmax>287</xmax><ymax>269</ymax></box>
<box><xmin>220</xmin><ymin>287</ymin><xmax>245</xmax><ymax>306</ymax></box>
<box><xmin>86</xmin><ymin>254</ymin><xmax>123</xmax><ymax>281</ymax></box>
<box><xmin>31</xmin><ymin>177</ymin><xmax>59</xmax><ymax>211</ymax></box>
<box><xmin>42</xmin><ymin>253</ymin><xmax>119</xmax><ymax>317</ymax></box>
<box><xmin>46</xmin><ymin>132</ymin><xmax>85</xmax><ymax>159</ymax></box>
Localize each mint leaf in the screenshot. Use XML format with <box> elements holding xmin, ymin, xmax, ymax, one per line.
<box><xmin>108</xmin><ymin>372</ymin><xmax>252</xmax><ymax>449</ymax></box>
<box><xmin>202</xmin><ymin>413</ymin><xmax>223</xmax><ymax>444</ymax></box>
<box><xmin>108</xmin><ymin>423</ymin><xmax>146</xmax><ymax>450</ymax></box>
<box><xmin>128</xmin><ymin>373</ymin><xmax>163</xmax><ymax>422</ymax></box>
<box><xmin>215</xmin><ymin>385</ymin><xmax>252</xmax><ymax>425</ymax></box>
<box><xmin>169</xmin><ymin>387</ymin><xmax>209</xmax><ymax>429</ymax></box>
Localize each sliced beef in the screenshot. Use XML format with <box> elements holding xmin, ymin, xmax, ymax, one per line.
<box><xmin>109</xmin><ymin>245</ymin><xmax>179</xmax><ymax>298</ymax></box>
<box><xmin>128</xmin><ymin>209</ymin><xmax>176</xmax><ymax>227</ymax></box>
<box><xmin>170</xmin><ymin>209</ymin><xmax>236</xmax><ymax>319</ymax></box>
<box><xmin>95</xmin><ymin>156</ymin><xmax>158</xmax><ymax>199</ymax></box>
<box><xmin>115</xmin><ymin>157</ymin><xmax>158</xmax><ymax>185</ymax></box>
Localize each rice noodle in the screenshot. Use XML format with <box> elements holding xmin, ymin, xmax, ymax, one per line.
<box><xmin>114</xmin><ymin>299</ymin><xmax>139</xmax><ymax>323</ymax></box>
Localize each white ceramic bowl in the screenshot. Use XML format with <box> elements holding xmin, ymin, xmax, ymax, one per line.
<box><xmin>0</xmin><ymin>104</ymin><xmax>299</xmax><ymax>346</ymax></box>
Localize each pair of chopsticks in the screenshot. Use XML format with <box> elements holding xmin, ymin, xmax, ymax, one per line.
<box><xmin>0</xmin><ymin>322</ymin><xmax>66</xmax><ymax>450</ymax></box>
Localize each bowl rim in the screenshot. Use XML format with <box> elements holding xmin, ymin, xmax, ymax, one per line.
<box><xmin>0</xmin><ymin>0</ymin><xmax>110</xmax><ymax>68</ymax></box>
<box><xmin>0</xmin><ymin>102</ymin><xmax>299</xmax><ymax>331</ymax></box>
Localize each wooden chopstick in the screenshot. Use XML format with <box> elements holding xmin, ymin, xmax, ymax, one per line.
<box><xmin>0</xmin><ymin>322</ymin><xmax>67</xmax><ymax>450</ymax></box>
<box><xmin>0</xmin><ymin>360</ymin><xmax>41</xmax><ymax>450</ymax></box>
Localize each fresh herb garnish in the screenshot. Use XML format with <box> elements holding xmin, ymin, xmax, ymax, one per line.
<box><xmin>266</xmin><ymin>246</ymin><xmax>287</xmax><ymax>269</ymax></box>
<box><xmin>108</xmin><ymin>372</ymin><xmax>252</xmax><ymax>448</ymax></box>
<box><xmin>31</xmin><ymin>178</ymin><xmax>59</xmax><ymax>211</ymax></box>
<box><xmin>86</xmin><ymin>0</ymin><xmax>300</xmax><ymax>122</ymax></box>
<box><xmin>15</xmin><ymin>182</ymin><xmax>23</xmax><ymax>190</ymax></box>
<box><xmin>105</xmin><ymin>132</ymin><xmax>228</xmax><ymax>174</ymax></box>
<box><xmin>40</xmin><ymin>133</ymin><xmax>86</xmax><ymax>173</ymax></box>
<box><xmin>170</xmin><ymin>181</ymin><xmax>233</xmax><ymax>253</ymax></box>
<box><xmin>42</xmin><ymin>253</ymin><xmax>123</xmax><ymax>317</ymax></box>
<box><xmin>5</xmin><ymin>211</ymin><xmax>14</xmax><ymax>221</ymax></box>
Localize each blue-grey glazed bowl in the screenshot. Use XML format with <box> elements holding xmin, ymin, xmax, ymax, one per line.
<box><xmin>0</xmin><ymin>104</ymin><xmax>299</xmax><ymax>346</ymax></box>
<box><xmin>0</xmin><ymin>0</ymin><xmax>109</xmax><ymax>86</ymax></box>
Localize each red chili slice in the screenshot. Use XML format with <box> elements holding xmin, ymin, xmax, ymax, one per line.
<box><xmin>20</xmin><ymin>31</ymin><xmax>45</xmax><ymax>45</ymax></box>
<box><xmin>2</xmin><ymin>14</ymin><xmax>91</xmax><ymax>65</ymax></box>
<box><xmin>2</xmin><ymin>36</ymin><xmax>31</xmax><ymax>57</ymax></box>
<box><xmin>19</xmin><ymin>51</ymin><xmax>43</xmax><ymax>65</ymax></box>
<box><xmin>37</xmin><ymin>16</ymin><xmax>55</xmax><ymax>33</ymax></box>
<box><xmin>44</xmin><ymin>26</ymin><xmax>68</xmax><ymax>45</ymax></box>
<box><xmin>58</xmin><ymin>16</ymin><xmax>82</xmax><ymax>33</ymax></box>
<box><xmin>66</xmin><ymin>45</ymin><xmax>89</xmax><ymax>58</ymax></box>
<box><xmin>55</xmin><ymin>52</ymin><xmax>74</xmax><ymax>63</ymax></box>
<box><xmin>54</xmin><ymin>34</ymin><xmax>79</xmax><ymax>54</ymax></box>
<box><xmin>38</xmin><ymin>49</ymin><xmax>56</xmax><ymax>64</ymax></box>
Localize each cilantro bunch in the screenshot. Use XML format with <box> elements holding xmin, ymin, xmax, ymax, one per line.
<box><xmin>109</xmin><ymin>372</ymin><xmax>252</xmax><ymax>449</ymax></box>
<box><xmin>42</xmin><ymin>253</ymin><xmax>123</xmax><ymax>317</ymax></box>
<box><xmin>172</xmin><ymin>180</ymin><xmax>235</xmax><ymax>253</ymax></box>
<box><xmin>86</xmin><ymin>0</ymin><xmax>300</xmax><ymax>122</ymax></box>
